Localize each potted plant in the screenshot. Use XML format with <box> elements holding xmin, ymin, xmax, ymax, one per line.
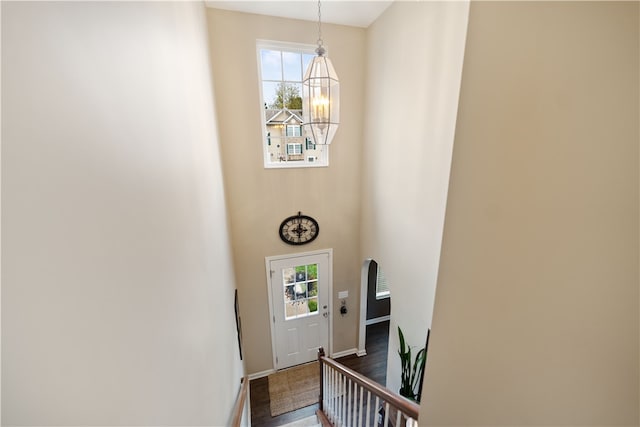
<box><xmin>397</xmin><ymin>326</ymin><xmax>427</xmax><ymax>401</ymax></box>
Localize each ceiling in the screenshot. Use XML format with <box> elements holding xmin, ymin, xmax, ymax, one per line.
<box><xmin>205</xmin><ymin>1</ymin><xmax>394</xmax><ymax>28</ymax></box>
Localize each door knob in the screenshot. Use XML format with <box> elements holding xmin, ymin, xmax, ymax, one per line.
<box><xmin>323</xmin><ymin>312</ymin><xmax>329</xmax><ymax>318</ymax></box>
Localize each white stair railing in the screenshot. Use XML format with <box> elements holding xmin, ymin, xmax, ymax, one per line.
<box><xmin>317</xmin><ymin>348</ymin><xmax>419</xmax><ymax>427</ymax></box>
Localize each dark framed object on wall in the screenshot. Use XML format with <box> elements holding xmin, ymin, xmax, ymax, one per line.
<box><xmin>234</xmin><ymin>289</ymin><xmax>243</xmax><ymax>360</ymax></box>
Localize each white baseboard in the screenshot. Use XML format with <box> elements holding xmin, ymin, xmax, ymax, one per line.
<box><xmin>331</xmin><ymin>348</ymin><xmax>358</xmax><ymax>359</ymax></box>
<box><xmin>356</xmin><ymin>349</ymin><xmax>367</xmax><ymax>357</ymax></box>
<box><xmin>365</xmin><ymin>315</ymin><xmax>390</xmax><ymax>326</ymax></box>
<box><xmin>248</xmin><ymin>368</ymin><xmax>276</xmax><ymax>380</ymax></box>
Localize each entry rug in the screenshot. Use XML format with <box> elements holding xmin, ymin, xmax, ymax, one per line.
<box><xmin>268</xmin><ymin>361</ymin><xmax>320</xmax><ymax>417</ymax></box>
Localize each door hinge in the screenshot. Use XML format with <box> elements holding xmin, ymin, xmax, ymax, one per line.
<box><xmin>276</xmin><ymin>356</ymin><xmax>278</xmax><ymax>364</ymax></box>
<box><xmin>270</xmin><ymin>270</ymin><xmax>274</xmax><ymax>278</ymax></box>
<box><xmin>273</xmin><ymin>315</ymin><xmax>276</xmax><ymax>323</ymax></box>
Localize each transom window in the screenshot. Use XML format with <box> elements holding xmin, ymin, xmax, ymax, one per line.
<box><xmin>257</xmin><ymin>41</ymin><xmax>329</xmax><ymax>168</ymax></box>
<box><xmin>283</xmin><ymin>263</ymin><xmax>319</xmax><ymax>320</ymax></box>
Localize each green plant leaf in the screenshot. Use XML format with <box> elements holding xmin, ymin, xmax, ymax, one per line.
<box><xmin>397</xmin><ymin>325</ymin><xmax>428</xmax><ymax>401</ymax></box>
<box><xmin>398</xmin><ymin>326</ymin><xmax>406</xmax><ymax>354</ymax></box>
<box><xmin>410</xmin><ymin>348</ymin><xmax>426</xmax><ymax>391</ymax></box>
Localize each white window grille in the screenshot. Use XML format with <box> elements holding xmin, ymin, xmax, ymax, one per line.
<box><xmin>287</xmin><ymin>143</ymin><xmax>303</xmax><ymax>155</ymax></box>
<box><xmin>286</xmin><ymin>125</ymin><xmax>302</xmax><ymax>137</ymax></box>
<box><xmin>257</xmin><ymin>40</ymin><xmax>329</xmax><ymax>168</ymax></box>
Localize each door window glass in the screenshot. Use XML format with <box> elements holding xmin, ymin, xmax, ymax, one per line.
<box><xmin>283</xmin><ymin>263</ymin><xmax>319</xmax><ymax>320</ymax></box>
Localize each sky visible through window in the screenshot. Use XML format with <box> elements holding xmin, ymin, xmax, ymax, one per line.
<box><xmin>260</xmin><ymin>49</ymin><xmax>315</xmax><ymax>108</ymax></box>
<box><xmin>259</xmin><ymin>42</ymin><xmax>327</xmax><ymax>168</ymax></box>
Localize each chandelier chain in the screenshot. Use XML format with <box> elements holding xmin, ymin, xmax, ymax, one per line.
<box><xmin>317</xmin><ymin>0</ymin><xmax>323</xmax><ymax>47</ymax></box>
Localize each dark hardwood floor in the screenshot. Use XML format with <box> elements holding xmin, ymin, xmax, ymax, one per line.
<box><xmin>335</xmin><ymin>321</ymin><xmax>389</xmax><ymax>387</ymax></box>
<box><xmin>249</xmin><ymin>321</ymin><xmax>390</xmax><ymax>427</ymax></box>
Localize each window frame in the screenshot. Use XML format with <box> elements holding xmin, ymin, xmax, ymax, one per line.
<box><xmin>283</xmin><ymin>263</ymin><xmax>320</xmax><ymax>321</ymax></box>
<box><xmin>257</xmin><ymin>40</ymin><xmax>330</xmax><ymax>169</ymax></box>
<box><xmin>375</xmin><ymin>267</ymin><xmax>390</xmax><ymax>300</ymax></box>
<box><xmin>286</xmin><ymin>142</ymin><xmax>303</xmax><ymax>155</ymax></box>
<box><xmin>286</xmin><ymin>125</ymin><xmax>302</xmax><ymax>137</ymax></box>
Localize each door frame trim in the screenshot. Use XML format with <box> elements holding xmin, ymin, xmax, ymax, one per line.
<box><xmin>358</xmin><ymin>258</ymin><xmax>373</xmax><ymax>356</ymax></box>
<box><xmin>265</xmin><ymin>248</ymin><xmax>333</xmax><ymax>370</ymax></box>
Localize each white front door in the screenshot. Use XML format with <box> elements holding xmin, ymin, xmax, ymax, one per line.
<box><xmin>267</xmin><ymin>250</ymin><xmax>331</xmax><ymax>370</ymax></box>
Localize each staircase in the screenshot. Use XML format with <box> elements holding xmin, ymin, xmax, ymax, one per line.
<box><xmin>278</xmin><ymin>415</ymin><xmax>322</xmax><ymax>427</ymax></box>
<box><xmin>317</xmin><ymin>348</ymin><xmax>419</xmax><ymax>427</ymax></box>
<box><xmin>231</xmin><ymin>348</ymin><xmax>418</xmax><ymax>427</ymax></box>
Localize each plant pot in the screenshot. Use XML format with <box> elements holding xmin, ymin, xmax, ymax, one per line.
<box><xmin>399</xmin><ymin>389</ymin><xmax>415</xmax><ymax>400</ymax></box>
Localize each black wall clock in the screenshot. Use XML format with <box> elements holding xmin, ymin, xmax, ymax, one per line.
<box><xmin>279</xmin><ymin>212</ymin><xmax>319</xmax><ymax>245</ymax></box>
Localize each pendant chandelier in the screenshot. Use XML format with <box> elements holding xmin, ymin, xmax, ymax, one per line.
<box><xmin>302</xmin><ymin>0</ymin><xmax>339</xmax><ymax>145</ymax></box>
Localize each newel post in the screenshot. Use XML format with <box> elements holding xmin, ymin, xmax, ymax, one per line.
<box><xmin>318</xmin><ymin>347</ymin><xmax>325</xmax><ymax>411</ymax></box>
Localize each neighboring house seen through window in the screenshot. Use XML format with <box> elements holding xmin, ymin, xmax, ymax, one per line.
<box><xmin>257</xmin><ymin>40</ymin><xmax>328</xmax><ymax>168</ymax></box>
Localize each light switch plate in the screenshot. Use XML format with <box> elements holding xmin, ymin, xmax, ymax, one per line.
<box><xmin>338</xmin><ymin>290</ymin><xmax>349</xmax><ymax>299</ymax></box>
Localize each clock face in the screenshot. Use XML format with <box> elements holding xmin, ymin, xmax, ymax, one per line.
<box><xmin>279</xmin><ymin>213</ymin><xmax>319</xmax><ymax>245</ymax></box>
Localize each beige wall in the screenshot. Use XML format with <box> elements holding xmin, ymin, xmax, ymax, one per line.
<box><xmin>2</xmin><ymin>2</ymin><xmax>243</xmax><ymax>425</ymax></box>
<box><xmin>423</xmin><ymin>2</ymin><xmax>639</xmax><ymax>424</ymax></box>
<box><xmin>361</xmin><ymin>1</ymin><xmax>469</xmax><ymax>394</ymax></box>
<box><xmin>207</xmin><ymin>9</ymin><xmax>365</xmax><ymax>374</ymax></box>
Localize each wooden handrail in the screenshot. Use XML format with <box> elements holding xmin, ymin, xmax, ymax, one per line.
<box><xmin>318</xmin><ymin>348</ymin><xmax>420</xmax><ymax>420</ymax></box>
<box><xmin>230</xmin><ymin>376</ymin><xmax>249</xmax><ymax>427</ymax></box>
<box><xmin>316</xmin><ymin>408</ymin><xmax>333</xmax><ymax>427</ymax></box>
